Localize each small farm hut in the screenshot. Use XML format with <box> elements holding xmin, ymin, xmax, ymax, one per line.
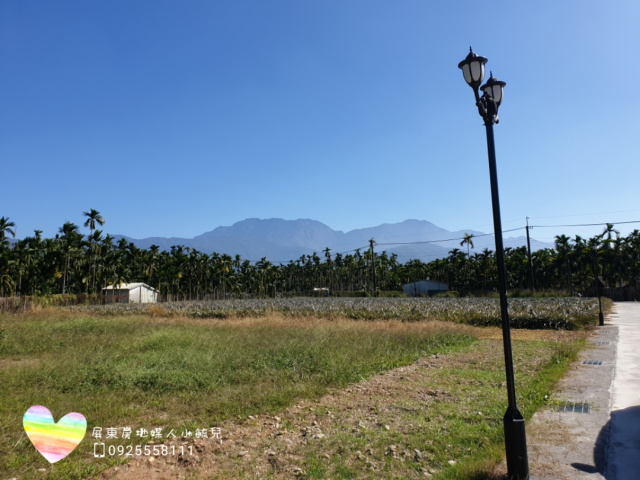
<box><xmin>102</xmin><ymin>282</ymin><xmax>159</xmax><ymax>304</ymax></box>
<box><xmin>403</xmin><ymin>279</ymin><xmax>448</xmax><ymax>297</ymax></box>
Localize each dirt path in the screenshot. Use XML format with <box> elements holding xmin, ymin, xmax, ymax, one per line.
<box><xmin>96</xmin><ymin>329</ymin><xmax>580</xmax><ymax>480</ymax></box>
<box><xmin>97</xmin><ymin>356</ymin><xmax>459</xmax><ymax>479</ymax></box>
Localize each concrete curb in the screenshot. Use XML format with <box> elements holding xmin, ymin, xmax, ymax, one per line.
<box><xmin>527</xmin><ymin>302</ymin><xmax>640</xmax><ymax>480</ymax></box>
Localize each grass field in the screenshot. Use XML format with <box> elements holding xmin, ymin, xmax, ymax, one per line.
<box><xmin>0</xmin><ymin>298</ymin><xmax>608</xmax><ymax>479</ymax></box>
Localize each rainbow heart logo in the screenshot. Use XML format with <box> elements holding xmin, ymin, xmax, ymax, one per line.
<box><xmin>23</xmin><ymin>405</ymin><xmax>87</xmax><ymax>463</ymax></box>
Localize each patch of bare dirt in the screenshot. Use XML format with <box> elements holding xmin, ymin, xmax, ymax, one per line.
<box><xmin>0</xmin><ymin>357</ymin><xmax>42</xmax><ymax>369</ymax></box>
<box><xmin>96</xmin><ymin>358</ymin><xmax>442</xmax><ymax>478</ymax></box>
<box><xmin>95</xmin><ymin>330</ymin><xmax>579</xmax><ymax>480</ymax></box>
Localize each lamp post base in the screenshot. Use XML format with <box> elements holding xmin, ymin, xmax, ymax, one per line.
<box><xmin>504</xmin><ymin>407</ymin><xmax>529</xmax><ymax>480</ymax></box>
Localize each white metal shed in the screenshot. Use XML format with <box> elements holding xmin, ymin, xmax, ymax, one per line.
<box><xmin>102</xmin><ymin>282</ymin><xmax>159</xmax><ymax>303</ymax></box>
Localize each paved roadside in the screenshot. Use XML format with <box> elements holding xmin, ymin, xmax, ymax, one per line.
<box><xmin>526</xmin><ymin>302</ymin><xmax>640</xmax><ymax>480</ymax></box>
<box><xmin>605</xmin><ymin>302</ymin><xmax>640</xmax><ymax>479</ymax></box>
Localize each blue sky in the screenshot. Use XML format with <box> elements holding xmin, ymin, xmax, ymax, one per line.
<box><xmin>1</xmin><ymin>1</ymin><xmax>639</xmax><ymax>249</ymax></box>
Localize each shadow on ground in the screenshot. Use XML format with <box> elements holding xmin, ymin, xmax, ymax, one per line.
<box><xmin>571</xmin><ymin>405</ymin><xmax>640</xmax><ymax>478</ymax></box>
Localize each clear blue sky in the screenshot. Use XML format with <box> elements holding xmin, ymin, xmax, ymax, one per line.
<box><xmin>2</xmin><ymin>1</ymin><xmax>639</xmax><ymax>247</ymax></box>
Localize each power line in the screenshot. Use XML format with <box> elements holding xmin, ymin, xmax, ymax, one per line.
<box><xmin>376</xmin><ymin>227</ymin><xmax>525</xmax><ymax>247</ymax></box>
<box><xmin>269</xmin><ymin>227</ymin><xmax>534</xmax><ymax>264</ymax></box>
<box><xmin>531</xmin><ymin>220</ymin><xmax>640</xmax><ymax>228</ymax></box>
<box><xmin>259</xmin><ymin>218</ymin><xmax>640</xmax><ymax>265</ymax></box>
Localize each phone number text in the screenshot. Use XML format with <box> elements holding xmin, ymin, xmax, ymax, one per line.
<box><xmin>94</xmin><ymin>443</ymin><xmax>193</xmax><ymax>457</ymax></box>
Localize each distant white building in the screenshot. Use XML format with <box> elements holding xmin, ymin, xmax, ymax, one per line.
<box><xmin>403</xmin><ymin>279</ymin><xmax>448</xmax><ymax>297</ymax></box>
<box><xmin>102</xmin><ymin>283</ymin><xmax>159</xmax><ymax>303</ymax></box>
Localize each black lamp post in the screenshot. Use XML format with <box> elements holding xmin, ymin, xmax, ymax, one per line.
<box><xmin>458</xmin><ymin>47</ymin><xmax>530</xmax><ymax>480</ymax></box>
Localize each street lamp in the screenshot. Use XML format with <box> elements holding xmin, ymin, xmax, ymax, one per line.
<box><xmin>458</xmin><ymin>47</ymin><xmax>530</xmax><ymax>480</ymax></box>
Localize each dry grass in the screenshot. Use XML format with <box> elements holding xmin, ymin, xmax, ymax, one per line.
<box><xmin>0</xmin><ymin>309</ymin><xmax>475</xmax><ymax>480</ymax></box>
<box><xmin>0</xmin><ymin>302</ymin><xmax>591</xmax><ymax>480</ymax></box>
<box><xmin>96</xmin><ymin>332</ymin><xmax>583</xmax><ymax>480</ymax></box>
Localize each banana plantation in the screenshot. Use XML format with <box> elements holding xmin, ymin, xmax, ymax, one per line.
<box><xmin>1</xmin><ymin>213</ymin><xmax>639</xmax><ymax>300</ymax></box>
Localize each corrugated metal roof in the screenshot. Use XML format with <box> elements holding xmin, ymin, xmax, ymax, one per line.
<box><xmin>102</xmin><ymin>282</ymin><xmax>158</xmax><ymax>292</ymax></box>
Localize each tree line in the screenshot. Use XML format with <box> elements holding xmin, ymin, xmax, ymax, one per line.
<box><xmin>1</xmin><ymin>212</ymin><xmax>639</xmax><ymax>299</ymax></box>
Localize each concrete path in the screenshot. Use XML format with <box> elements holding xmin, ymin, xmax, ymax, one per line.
<box><xmin>605</xmin><ymin>302</ymin><xmax>640</xmax><ymax>479</ymax></box>
<box><xmin>527</xmin><ymin>302</ymin><xmax>640</xmax><ymax>480</ymax></box>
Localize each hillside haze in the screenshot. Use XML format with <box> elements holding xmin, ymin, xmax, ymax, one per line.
<box><xmin>114</xmin><ymin>218</ymin><xmax>551</xmax><ymax>264</ymax></box>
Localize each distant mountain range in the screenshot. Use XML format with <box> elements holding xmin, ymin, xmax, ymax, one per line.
<box><xmin>114</xmin><ymin>218</ymin><xmax>552</xmax><ymax>264</ymax></box>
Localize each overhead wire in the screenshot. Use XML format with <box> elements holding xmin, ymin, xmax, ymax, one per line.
<box><xmin>375</xmin><ymin>226</ymin><xmax>525</xmax><ymax>247</ymax></box>
<box><xmin>258</xmin><ymin>218</ymin><xmax>640</xmax><ymax>265</ymax></box>
<box><xmin>530</xmin><ymin>220</ymin><xmax>640</xmax><ymax>228</ymax></box>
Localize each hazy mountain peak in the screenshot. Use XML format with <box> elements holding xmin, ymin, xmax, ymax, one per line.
<box><xmin>114</xmin><ymin>218</ymin><xmax>551</xmax><ymax>263</ymax></box>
